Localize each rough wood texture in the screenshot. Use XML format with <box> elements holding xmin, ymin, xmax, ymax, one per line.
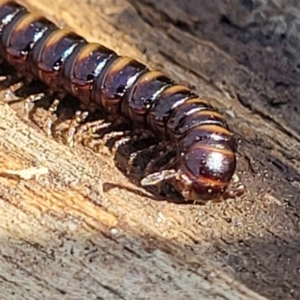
<box><xmin>0</xmin><ymin>0</ymin><xmax>299</xmax><ymax>299</ymax></box>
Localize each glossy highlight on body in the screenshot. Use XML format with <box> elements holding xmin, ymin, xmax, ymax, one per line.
<box><xmin>0</xmin><ymin>1</ymin><xmax>243</xmax><ymax>202</ymax></box>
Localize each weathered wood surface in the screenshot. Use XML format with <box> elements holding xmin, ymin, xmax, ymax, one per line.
<box><xmin>0</xmin><ymin>0</ymin><xmax>299</xmax><ymax>299</ymax></box>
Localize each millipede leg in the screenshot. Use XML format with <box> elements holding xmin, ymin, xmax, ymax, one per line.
<box><xmin>23</xmin><ymin>92</ymin><xmax>46</xmax><ymax>118</ymax></box>
<box><xmin>66</xmin><ymin>110</ymin><xmax>89</xmax><ymax>146</ymax></box>
<box><xmin>141</xmin><ymin>169</ymin><xmax>178</xmax><ymax>186</ymax></box>
<box><xmin>104</xmin><ymin>130</ymin><xmax>131</xmax><ymax>148</ymax></box>
<box><xmin>1</xmin><ymin>79</ymin><xmax>47</xmax><ymax>120</ymax></box>
<box><xmin>144</xmin><ymin>145</ymin><xmax>175</xmax><ymax>177</ymax></box>
<box><xmin>1</xmin><ymin>77</ymin><xmax>46</xmax><ymax>111</ymax></box>
<box><xmin>65</xmin><ymin>111</ymin><xmax>123</xmax><ymax>147</ymax></box>
<box><xmin>0</xmin><ymin>75</ymin><xmax>9</xmax><ymax>82</ymax></box>
<box><xmin>2</xmin><ymin>81</ymin><xmax>25</xmax><ymax>101</ymax></box>
<box><xmin>221</xmin><ymin>173</ymin><xmax>246</xmax><ymax>200</ymax></box>
<box><xmin>141</xmin><ymin>149</ymin><xmax>178</xmax><ymax>192</ymax></box>
<box><xmin>64</xmin><ymin>116</ymin><xmax>129</xmax><ymax>151</ymax></box>
<box><xmin>111</xmin><ymin>129</ymin><xmax>153</xmax><ymax>156</ymax></box>
<box><xmin>86</xmin><ymin>129</ymin><xmax>131</xmax><ymax>155</ymax></box>
<box><xmin>1</xmin><ymin>75</ymin><xmax>35</xmax><ymax>100</ymax></box>
<box><xmin>44</xmin><ymin>98</ymin><xmax>60</xmax><ymax>136</ymax></box>
<box><xmin>89</xmin><ymin>127</ymin><xmax>153</xmax><ymax>155</ymax></box>
<box><xmin>126</xmin><ymin>141</ymin><xmax>166</xmax><ymax>176</ymax></box>
<box><xmin>71</xmin><ymin>119</ymin><xmax>113</xmax><ymax>146</ymax></box>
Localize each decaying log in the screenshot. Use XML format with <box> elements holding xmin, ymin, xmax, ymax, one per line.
<box><xmin>0</xmin><ymin>0</ymin><xmax>299</xmax><ymax>299</ymax></box>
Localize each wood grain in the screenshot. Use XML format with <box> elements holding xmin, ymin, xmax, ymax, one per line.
<box><xmin>0</xmin><ymin>0</ymin><xmax>299</xmax><ymax>299</ymax></box>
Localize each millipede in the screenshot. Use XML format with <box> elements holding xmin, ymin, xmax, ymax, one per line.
<box><xmin>0</xmin><ymin>0</ymin><xmax>245</xmax><ymax>202</ymax></box>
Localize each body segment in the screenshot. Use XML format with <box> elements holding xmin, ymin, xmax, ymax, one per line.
<box><xmin>0</xmin><ymin>1</ymin><xmax>240</xmax><ymax>201</ymax></box>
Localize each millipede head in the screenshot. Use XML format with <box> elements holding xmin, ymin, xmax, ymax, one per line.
<box><xmin>176</xmin><ymin>139</ymin><xmax>238</xmax><ymax>202</ymax></box>
<box><xmin>141</xmin><ymin>139</ymin><xmax>242</xmax><ymax>202</ymax></box>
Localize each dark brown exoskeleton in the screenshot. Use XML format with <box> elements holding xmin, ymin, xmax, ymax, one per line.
<box><xmin>0</xmin><ymin>1</ymin><xmax>245</xmax><ymax>202</ymax></box>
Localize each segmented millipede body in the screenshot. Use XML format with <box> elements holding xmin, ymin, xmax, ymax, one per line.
<box><xmin>0</xmin><ymin>1</ymin><xmax>243</xmax><ymax>201</ymax></box>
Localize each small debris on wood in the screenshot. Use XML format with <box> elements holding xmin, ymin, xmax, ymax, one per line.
<box><xmin>0</xmin><ymin>166</ymin><xmax>49</xmax><ymax>180</ymax></box>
